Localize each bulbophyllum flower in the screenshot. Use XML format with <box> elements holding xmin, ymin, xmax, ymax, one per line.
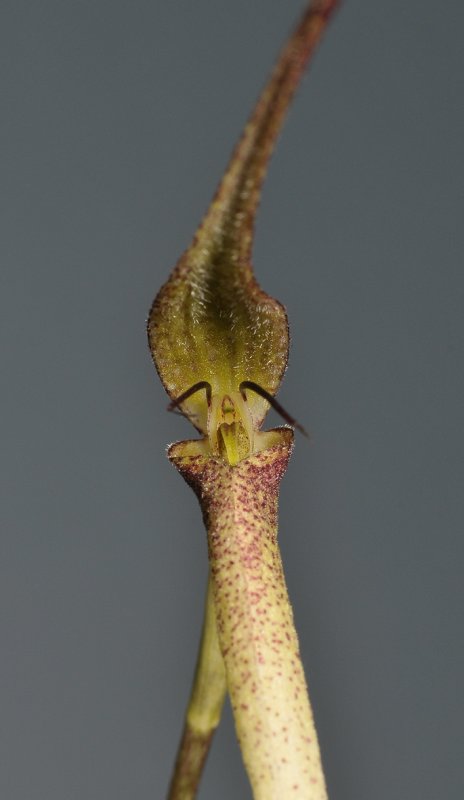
<box><xmin>147</xmin><ymin>3</ymin><xmax>341</xmax><ymax>798</ymax></box>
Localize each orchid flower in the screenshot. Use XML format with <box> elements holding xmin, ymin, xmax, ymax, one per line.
<box><xmin>147</xmin><ymin>2</ymin><xmax>341</xmax><ymax>797</ymax></box>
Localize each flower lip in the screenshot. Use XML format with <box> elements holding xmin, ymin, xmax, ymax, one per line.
<box><xmin>167</xmin><ymin>378</ymin><xmax>307</xmax><ymax>465</ymax></box>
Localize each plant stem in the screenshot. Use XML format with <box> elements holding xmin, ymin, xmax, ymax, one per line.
<box><xmin>170</xmin><ymin>431</ymin><xmax>328</xmax><ymax>800</ymax></box>
<box><xmin>167</xmin><ymin>575</ymin><xmax>227</xmax><ymax>800</ymax></box>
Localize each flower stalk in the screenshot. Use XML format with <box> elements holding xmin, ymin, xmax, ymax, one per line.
<box><xmin>169</xmin><ymin>430</ymin><xmax>326</xmax><ymax>799</ymax></box>
<box><xmin>147</xmin><ymin>1</ymin><xmax>341</xmax><ymax>797</ymax></box>
<box><xmin>167</xmin><ymin>577</ymin><xmax>226</xmax><ymax>800</ymax></box>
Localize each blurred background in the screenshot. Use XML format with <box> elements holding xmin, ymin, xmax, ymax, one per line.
<box><xmin>1</xmin><ymin>1</ymin><xmax>463</xmax><ymax>797</ymax></box>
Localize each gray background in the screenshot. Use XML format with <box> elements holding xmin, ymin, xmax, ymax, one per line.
<box><xmin>2</xmin><ymin>1</ymin><xmax>463</xmax><ymax>798</ymax></box>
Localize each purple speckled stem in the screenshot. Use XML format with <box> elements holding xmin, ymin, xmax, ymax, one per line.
<box><xmin>169</xmin><ymin>430</ymin><xmax>327</xmax><ymax>800</ymax></box>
